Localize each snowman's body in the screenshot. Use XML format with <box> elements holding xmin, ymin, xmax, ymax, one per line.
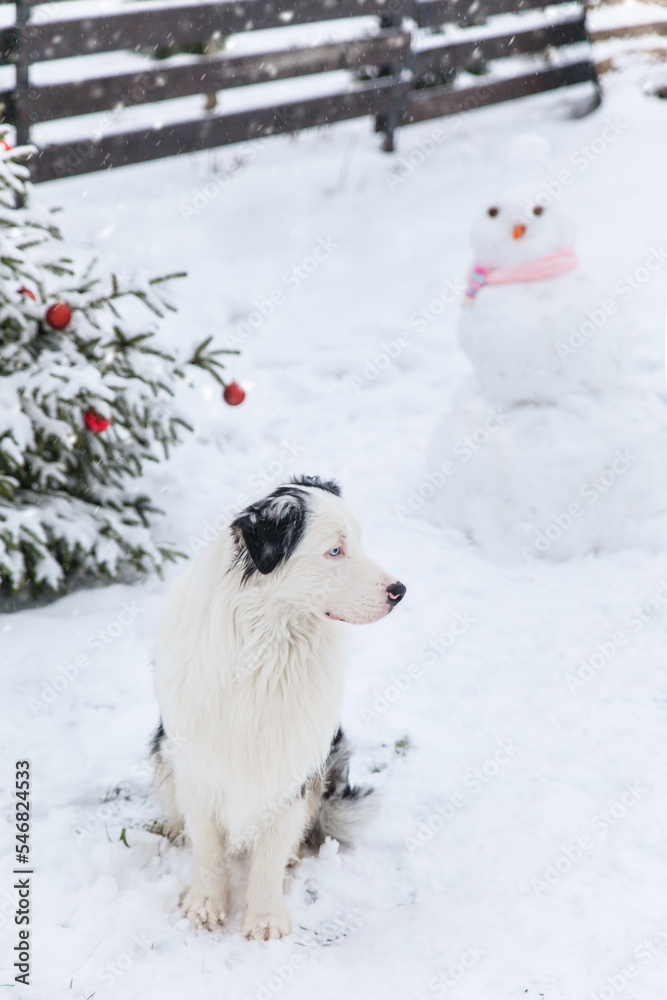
<box><xmin>458</xmin><ymin>270</ymin><xmax>617</xmax><ymax>406</ymax></box>
<box><xmin>427</xmin><ymin>383</ymin><xmax>667</xmax><ymax>560</ymax></box>
<box><xmin>426</xmin><ymin>183</ymin><xmax>667</xmax><ymax>560</ymax></box>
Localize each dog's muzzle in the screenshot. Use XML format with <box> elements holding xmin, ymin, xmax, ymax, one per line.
<box><xmin>386</xmin><ymin>582</ymin><xmax>406</xmax><ymax>609</ymax></box>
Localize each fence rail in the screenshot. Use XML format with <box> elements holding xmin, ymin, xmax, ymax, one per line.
<box><xmin>585</xmin><ymin>0</ymin><xmax>667</xmax><ymax>74</ymax></box>
<box><xmin>2</xmin><ymin>31</ymin><xmax>409</xmax><ymax>124</ymax></box>
<box><xmin>0</xmin><ymin>0</ymin><xmax>599</xmax><ymax>184</ymax></box>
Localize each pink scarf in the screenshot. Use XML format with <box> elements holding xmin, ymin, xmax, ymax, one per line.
<box><xmin>464</xmin><ymin>248</ymin><xmax>579</xmax><ymax>302</ymax></box>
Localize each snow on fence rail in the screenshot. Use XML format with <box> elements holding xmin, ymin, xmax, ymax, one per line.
<box><xmin>586</xmin><ymin>0</ymin><xmax>667</xmax><ymax>76</ymax></box>
<box><xmin>0</xmin><ymin>0</ymin><xmax>598</xmax><ymax>183</ymax></box>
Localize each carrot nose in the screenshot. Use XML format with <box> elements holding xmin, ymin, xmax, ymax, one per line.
<box><xmin>512</xmin><ymin>224</ymin><xmax>526</xmax><ymax>240</ymax></box>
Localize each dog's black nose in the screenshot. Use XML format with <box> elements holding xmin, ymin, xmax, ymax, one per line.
<box><xmin>386</xmin><ymin>581</ymin><xmax>406</xmax><ymax>606</ymax></box>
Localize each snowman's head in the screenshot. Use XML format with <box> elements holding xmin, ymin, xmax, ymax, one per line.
<box><xmin>470</xmin><ymin>182</ymin><xmax>575</xmax><ymax>268</ymax></box>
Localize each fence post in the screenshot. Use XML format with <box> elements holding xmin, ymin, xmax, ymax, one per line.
<box><xmin>12</xmin><ymin>0</ymin><xmax>31</xmax><ymax>204</ymax></box>
<box><xmin>374</xmin><ymin>1</ymin><xmax>411</xmax><ymax>153</ymax></box>
<box><xmin>13</xmin><ymin>0</ymin><xmax>30</xmax><ymax>146</ymax></box>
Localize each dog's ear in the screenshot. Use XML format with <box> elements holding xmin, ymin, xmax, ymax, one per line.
<box><xmin>232</xmin><ymin>490</ymin><xmax>306</xmax><ymax>575</ymax></box>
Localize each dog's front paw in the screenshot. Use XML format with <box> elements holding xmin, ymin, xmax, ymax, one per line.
<box><xmin>243</xmin><ymin>906</ymin><xmax>292</xmax><ymax>941</ymax></box>
<box><xmin>180</xmin><ymin>886</ymin><xmax>226</xmax><ymax>929</ymax></box>
<box><xmin>163</xmin><ymin>821</ymin><xmax>185</xmax><ymax>843</ymax></box>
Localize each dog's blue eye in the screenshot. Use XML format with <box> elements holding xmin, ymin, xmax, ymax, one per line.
<box><xmin>328</xmin><ymin>547</ymin><xmax>341</xmax><ymax>557</ymax></box>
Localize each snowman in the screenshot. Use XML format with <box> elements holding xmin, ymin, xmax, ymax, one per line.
<box><xmin>457</xmin><ymin>181</ymin><xmax>620</xmax><ymax>406</ymax></box>
<box><xmin>424</xmin><ymin>180</ymin><xmax>667</xmax><ymax>561</ymax></box>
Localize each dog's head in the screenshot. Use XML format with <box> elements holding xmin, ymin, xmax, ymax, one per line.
<box><xmin>231</xmin><ymin>476</ymin><xmax>405</xmax><ymax>624</ymax></box>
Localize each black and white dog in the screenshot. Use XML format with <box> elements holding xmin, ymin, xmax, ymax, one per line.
<box><xmin>152</xmin><ymin>476</ymin><xmax>405</xmax><ymax>940</ymax></box>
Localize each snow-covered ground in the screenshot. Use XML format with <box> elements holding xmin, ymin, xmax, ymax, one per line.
<box><xmin>2</xmin><ymin>63</ymin><xmax>667</xmax><ymax>1000</ymax></box>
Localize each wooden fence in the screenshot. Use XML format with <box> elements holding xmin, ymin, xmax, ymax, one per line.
<box><xmin>0</xmin><ymin>0</ymin><xmax>599</xmax><ymax>184</ymax></box>
<box><xmin>586</xmin><ymin>0</ymin><xmax>667</xmax><ymax>77</ymax></box>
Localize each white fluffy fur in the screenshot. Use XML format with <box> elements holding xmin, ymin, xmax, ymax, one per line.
<box><xmin>153</xmin><ymin>484</ymin><xmax>401</xmax><ymax>940</ymax></box>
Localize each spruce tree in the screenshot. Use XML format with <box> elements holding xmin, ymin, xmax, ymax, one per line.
<box><xmin>0</xmin><ymin>137</ymin><xmax>234</xmax><ymax>600</ymax></box>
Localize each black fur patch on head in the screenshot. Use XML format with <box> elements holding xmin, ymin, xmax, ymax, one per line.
<box><xmin>231</xmin><ymin>486</ymin><xmax>308</xmax><ymax>578</ymax></box>
<box><xmin>289</xmin><ymin>475</ymin><xmax>341</xmax><ymax>497</ymax></box>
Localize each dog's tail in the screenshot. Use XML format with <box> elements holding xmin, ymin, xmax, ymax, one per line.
<box><xmin>303</xmin><ymin>728</ymin><xmax>376</xmax><ymax>851</ymax></box>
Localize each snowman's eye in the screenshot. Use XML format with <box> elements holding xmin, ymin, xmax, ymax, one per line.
<box><xmin>488</xmin><ymin>207</ymin><xmax>499</xmax><ymax>218</ymax></box>
<box><xmin>533</xmin><ymin>205</ymin><xmax>544</xmax><ymax>216</ymax></box>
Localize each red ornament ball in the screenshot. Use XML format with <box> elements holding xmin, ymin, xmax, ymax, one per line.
<box><xmin>0</xmin><ymin>139</ymin><xmax>11</xmax><ymax>152</ymax></box>
<box><xmin>46</xmin><ymin>302</ymin><xmax>72</xmax><ymax>330</ymax></box>
<box><xmin>84</xmin><ymin>409</ymin><xmax>111</xmax><ymax>434</ymax></box>
<box><xmin>223</xmin><ymin>382</ymin><xmax>245</xmax><ymax>406</ymax></box>
<box><xmin>18</xmin><ymin>287</ymin><xmax>35</xmax><ymax>301</ymax></box>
